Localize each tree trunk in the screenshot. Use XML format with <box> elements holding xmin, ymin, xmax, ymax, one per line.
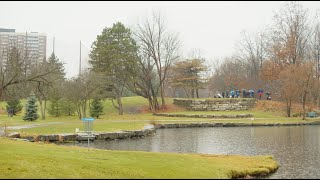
<box><xmin>286</xmin><ymin>99</ymin><xmax>292</xmax><ymax>117</ymax></box>
<box><xmin>76</xmin><ymin>104</ymin><xmax>82</xmax><ymax>120</ymax></box>
<box><xmin>43</xmin><ymin>100</ymin><xmax>47</xmax><ymax>119</ymax></box>
<box><xmin>38</xmin><ymin>96</ymin><xmax>46</xmax><ymax>120</ymax></box>
<box><xmin>160</xmin><ymin>83</ymin><xmax>165</xmax><ymax>107</ymax></box>
<box><xmin>152</xmin><ymin>94</ymin><xmax>159</xmax><ymax>111</ymax></box>
<box><xmin>117</xmin><ymin>95</ymin><xmax>123</xmax><ymax>115</ymax></box>
<box><xmin>302</xmin><ymin>91</ymin><xmax>307</xmax><ymax>120</ymax></box>
<box><xmin>82</xmin><ymin>100</ymin><xmax>87</xmax><ymax>118</ymax></box>
<box><xmin>39</xmin><ymin>99</ymin><xmax>44</xmax><ymax>120</ymax></box>
<box><xmin>151</xmin><ymin>87</ymin><xmax>159</xmax><ymax>110</ymax></box>
<box><xmin>191</xmin><ymin>89</ymin><xmax>194</xmax><ymax>98</ymax></box>
<box><xmin>196</xmin><ymin>89</ymin><xmax>199</xmax><ymax>98</ymax></box>
<box><xmin>148</xmin><ymin>97</ymin><xmax>155</xmax><ymax>113</ymax></box>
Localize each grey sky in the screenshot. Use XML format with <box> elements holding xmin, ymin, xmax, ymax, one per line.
<box><xmin>0</xmin><ymin>1</ymin><xmax>319</xmax><ymax>78</ymax></box>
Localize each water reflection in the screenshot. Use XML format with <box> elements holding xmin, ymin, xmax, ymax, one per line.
<box><xmin>63</xmin><ymin>126</ymin><xmax>320</xmax><ymax>179</ymax></box>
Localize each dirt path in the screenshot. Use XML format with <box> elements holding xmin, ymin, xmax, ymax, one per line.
<box><xmin>0</xmin><ymin>122</ymin><xmax>64</xmax><ymax>136</ymax></box>
<box><xmin>6</xmin><ymin>122</ymin><xmax>64</xmax><ymax>130</ymax></box>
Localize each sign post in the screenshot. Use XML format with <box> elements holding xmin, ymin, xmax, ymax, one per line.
<box><xmin>81</xmin><ymin>117</ymin><xmax>95</xmax><ymax>150</ymax></box>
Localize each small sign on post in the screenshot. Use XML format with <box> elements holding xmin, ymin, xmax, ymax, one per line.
<box><xmin>81</xmin><ymin>117</ymin><xmax>95</xmax><ymax>150</ymax></box>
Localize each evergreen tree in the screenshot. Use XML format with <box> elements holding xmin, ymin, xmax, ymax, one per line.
<box><xmin>23</xmin><ymin>94</ymin><xmax>39</xmax><ymax>121</ymax></box>
<box><xmin>47</xmin><ymin>97</ymin><xmax>63</xmax><ymax>117</ymax></box>
<box><xmin>89</xmin><ymin>98</ymin><xmax>104</xmax><ymax>118</ymax></box>
<box><xmin>6</xmin><ymin>99</ymin><xmax>23</xmax><ymax>115</ymax></box>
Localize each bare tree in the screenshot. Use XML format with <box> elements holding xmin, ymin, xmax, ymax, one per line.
<box><xmin>269</xmin><ymin>2</ymin><xmax>312</xmax><ymax>65</ymax></box>
<box><xmin>234</xmin><ymin>31</ymin><xmax>267</xmax><ymax>82</ymax></box>
<box><xmin>134</xmin><ymin>12</ymin><xmax>180</xmax><ymax>108</ymax></box>
<box><xmin>125</xmin><ymin>54</ymin><xmax>160</xmax><ymax>112</ymax></box>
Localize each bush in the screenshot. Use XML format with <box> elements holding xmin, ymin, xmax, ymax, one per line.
<box><xmin>48</xmin><ymin>97</ymin><xmax>64</xmax><ymax>117</ymax></box>
<box><xmin>60</xmin><ymin>99</ymin><xmax>77</xmax><ymax>116</ymax></box>
<box><xmin>90</xmin><ymin>98</ymin><xmax>104</xmax><ymax>118</ymax></box>
<box><xmin>6</xmin><ymin>99</ymin><xmax>23</xmax><ymax>115</ymax></box>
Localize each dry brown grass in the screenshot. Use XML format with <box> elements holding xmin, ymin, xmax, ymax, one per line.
<box><xmin>254</xmin><ymin>100</ymin><xmax>316</xmax><ymax>115</ymax></box>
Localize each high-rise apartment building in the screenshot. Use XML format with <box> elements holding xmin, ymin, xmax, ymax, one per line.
<box><xmin>0</xmin><ymin>28</ymin><xmax>46</xmax><ymax>64</ymax></box>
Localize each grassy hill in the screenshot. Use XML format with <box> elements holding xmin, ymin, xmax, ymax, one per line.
<box><xmin>0</xmin><ymin>138</ymin><xmax>278</xmax><ymax>179</ymax></box>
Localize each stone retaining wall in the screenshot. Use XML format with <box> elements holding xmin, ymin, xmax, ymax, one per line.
<box><xmin>12</xmin><ymin>128</ymin><xmax>156</xmax><ymax>142</ymax></box>
<box><xmin>154</xmin><ymin>121</ymin><xmax>320</xmax><ymax>129</ymax></box>
<box><xmin>173</xmin><ymin>98</ymin><xmax>256</xmax><ymax>111</ymax></box>
<box><xmin>153</xmin><ymin>113</ymin><xmax>253</xmax><ymax>118</ymax></box>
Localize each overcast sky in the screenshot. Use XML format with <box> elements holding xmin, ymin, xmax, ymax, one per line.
<box><xmin>0</xmin><ymin>1</ymin><xmax>319</xmax><ymax>78</ymax></box>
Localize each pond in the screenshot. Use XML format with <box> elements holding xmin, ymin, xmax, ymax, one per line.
<box><xmin>63</xmin><ymin>126</ymin><xmax>320</xmax><ymax>179</ymax></box>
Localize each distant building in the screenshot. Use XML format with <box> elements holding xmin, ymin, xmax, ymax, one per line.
<box><xmin>0</xmin><ymin>28</ymin><xmax>46</xmax><ymax>65</ymax></box>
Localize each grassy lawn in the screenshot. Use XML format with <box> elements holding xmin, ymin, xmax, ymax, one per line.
<box><xmin>18</xmin><ymin>121</ymin><xmax>147</xmax><ymax>137</ymax></box>
<box><xmin>0</xmin><ymin>138</ymin><xmax>278</xmax><ymax>179</ymax></box>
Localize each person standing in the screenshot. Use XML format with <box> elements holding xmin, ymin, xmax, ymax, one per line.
<box><xmin>236</xmin><ymin>90</ymin><xmax>240</xmax><ymax>98</ymax></box>
<box><xmin>258</xmin><ymin>89</ymin><xmax>263</xmax><ymax>100</ymax></box>
<box><xmin>242</xmin><ymin>89</ymin><xmax>246</xmax><ymax>98</ymax></box>
<box><xmin>230</xmin><ymin>90</ymin><xmax>235</xmax><ymax>98</ymax></box>
<box><xmin>222</xmin><ymin>91</ymin><xmax>225</xmax><ymax>98</ymax></box>
<box><xmin>249</xmin><ymin>89</ymin><xmax>254</xmax><ymax>98</ymax></box>
<box><xmin>226</xmin><ymin>90</ymin><xmax>229</xmax><ymax>98</ymax></box>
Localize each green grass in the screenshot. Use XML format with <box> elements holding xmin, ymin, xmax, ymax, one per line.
<box><xmin>0</xmin><ymin>138</ymin><xmax>278</xmax><ymax>179</ymax></box>
<box><xmin>18</xmin><ymin>120</ymin><xmax>147</xmax><ymax>136</ymax></box>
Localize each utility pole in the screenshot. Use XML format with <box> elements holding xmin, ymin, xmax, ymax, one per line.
<box><xmin>79</xmin><ymin>40</ymin><xmax>81</xmax><ymax>76</ymax></box>
<box><xmin>53</xmin><ymin>37</ymin><xmax>55</xmax><ymax>54</ymax></box>
<box><xmin>25</xmin><ymin>31</ymin><xmax>28</xmax><ymax>79</ymax></box>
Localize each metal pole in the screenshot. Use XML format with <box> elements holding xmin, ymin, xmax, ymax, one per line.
<box><xmin>53</xmin><ymin>37</ymin><xmax>55</xmax><ymax>54</ymax></box>
<box><xmin>79</xmin><ymin>40</ymin><xmax>82</xmax><ymax>76</ymax></box>
<box><xmin>87</xmin><ymin>121</ymin><xmax>89</xmax><ymax>151</ymax></box>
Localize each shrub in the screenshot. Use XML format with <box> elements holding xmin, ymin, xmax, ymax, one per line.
<box><xmin>48</xmin><ymin>97</ymin><xmax>64</xmax><ymax>117</ymax></box>
<box><xmin>6</xmin><ymin>99</ymin><xmax>23</xmax><ymax>115</ymax></box>
<box><xmin>90</xmin><ymin>98</ymin><xmax>104</xmax><ymax>118</ymax></box>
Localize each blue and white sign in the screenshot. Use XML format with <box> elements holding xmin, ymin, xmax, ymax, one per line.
<box><xmin>82</xmin><ymin>117</ymin><xmax>95</xmax><ymax>121</ymax></box>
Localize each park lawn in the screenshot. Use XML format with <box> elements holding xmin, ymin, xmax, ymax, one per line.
<box><xmin>0</xmin><ymin>138</ymin><xmax>278</xmax><ymax>179</ymax></box>
<box><xmin>17</xmin><ymin>120</ymin><xmax>147</xmax><ymax>137</ymax></box>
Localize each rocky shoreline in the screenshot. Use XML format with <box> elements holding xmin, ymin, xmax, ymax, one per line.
<box><xmin>153</xmin><ymin>113</ymin><xmax>253</xmax><ymax>118</ymax></box>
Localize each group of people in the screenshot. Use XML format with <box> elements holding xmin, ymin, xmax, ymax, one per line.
<box><xmin>218</xmin><ymin>89</ymin><xmax>272</xmax><ymax>100</ymax></box>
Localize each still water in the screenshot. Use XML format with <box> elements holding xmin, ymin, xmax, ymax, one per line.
<box><xmin>65</xmin><ymin>126</ymin><xmax>320</xmax><ymax>179</ymax></box>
